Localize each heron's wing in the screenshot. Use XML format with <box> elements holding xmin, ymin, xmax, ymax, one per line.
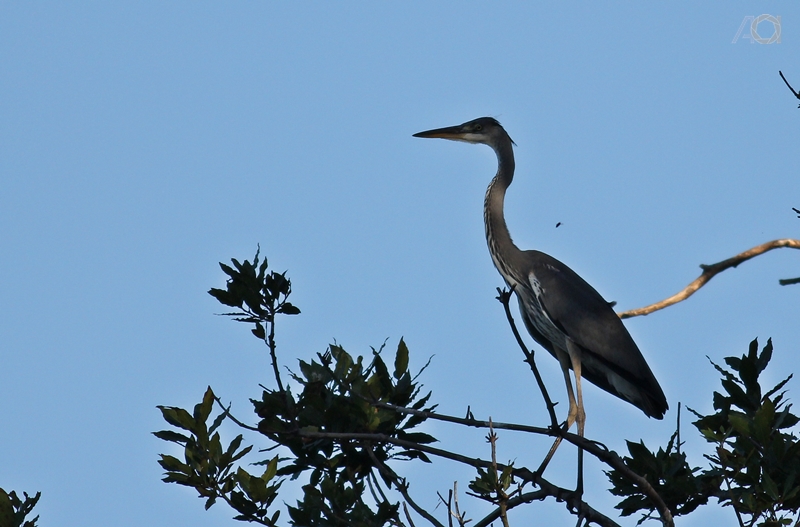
<box><xmin>526</xmin><ymin>251</ymin><xmax>668</xmax><ymax>418</ymax></box>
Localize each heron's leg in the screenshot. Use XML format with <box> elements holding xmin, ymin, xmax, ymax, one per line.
<box><xmin>566</xmin><ymin>339</ymin><xmax>585</xmax><ymax>495</ymax></box>
<box><xmin>536</xmin><ymin>346</ymin><xmax>577</xmax><ymax>477</ymax></box>
<box><xmin>557</xmin><ymin>345</ymin><xmax>580</xmax><ymax>429</ymax></box>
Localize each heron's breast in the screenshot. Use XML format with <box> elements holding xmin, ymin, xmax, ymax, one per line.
<box><xmin>517</xmin><ymin>273</ymin><xmax>568</xmax><ymax>349</ymax></box>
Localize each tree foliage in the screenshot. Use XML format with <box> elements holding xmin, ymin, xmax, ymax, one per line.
<box><xmin>607</xmin><ymin>338</ymin><xmax>800</xmax><ymax>527</ymax></box>
<box><xmin>0</xmin><ymin>489</ymin><xmax>40</xmax><ymax>527</ymax></box>
<box><xmin>153</xmin><ymin>249</ymin><xmax>800</xmax><ymax>527</ymax></box>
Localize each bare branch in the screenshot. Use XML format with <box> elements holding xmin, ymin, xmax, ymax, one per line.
<box><xmin>496</xmin><ymin>288</ymin><xmax>560</xmax><ymax>429</ymax></box>
<box><xmin>451</xmin><ymin>482</ymin><xmax>470</xmax><ymax>527</ymax></box>
<box><xmin>619</xmin><ymin>239</ymin><xmax>800</xmax><ymax>319</ymax></box>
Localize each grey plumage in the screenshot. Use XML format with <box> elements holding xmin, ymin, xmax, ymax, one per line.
<box><xmin>414</xmin><ymin>117</ymin><xmax>667</xmax><ymax>430</ymax></box>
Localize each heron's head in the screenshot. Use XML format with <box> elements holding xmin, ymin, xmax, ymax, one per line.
<box><xmin>413</xmin><ymin>117</ymin><xmax>514</xmax><ymax>148</ymax></box>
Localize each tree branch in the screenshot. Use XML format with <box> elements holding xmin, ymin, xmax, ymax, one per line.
<box><xmin>212</xmin><ymin>395</ymin><xmax>260</xmax><ymax>432</ymax></box>
<box><xmin>371</xmin><ymin>402</ymin><xmax>674</xmax><ymax>526</ymax></box>
<box><xmin>375</xmin><ymin>400</ymin><xmax>550</xmax><ymax>435</ymax></box>
<box><xmin>496</xmin><ymin>288</ymin><xmax>560</xmax><ymax>430</ymax></box>
<box><xmin>298</xmin><ymin>429</ymin><xmax>633</xmax><ymax>527</ymax></box>
<box><xmin>471</xmin><ymin>490</ymin><xmax>549</xmax><ymax>527</ymax></box>
<box><xmin>619</xmin><ymin>239</ymin><xmax>800</xmax><ymax>319</ymax></box>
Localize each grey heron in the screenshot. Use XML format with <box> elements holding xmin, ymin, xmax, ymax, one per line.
<box><xmin>413</xmin><ymin>117</ymin><xmax>668</xmax><ymax>446</ymax></box>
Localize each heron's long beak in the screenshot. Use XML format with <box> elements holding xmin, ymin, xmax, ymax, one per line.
<box><xmin>412</xmin><ymin>124</ymin><xmax>467</xmax><ymax>140</ymax></box>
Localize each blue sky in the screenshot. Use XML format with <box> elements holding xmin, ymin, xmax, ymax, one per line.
<box><xmin>1</xmin><ymin>3</ymin><xmax>799</xmax><ymax>526</ymax></box>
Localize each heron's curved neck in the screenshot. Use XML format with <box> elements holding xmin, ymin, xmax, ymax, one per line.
<box><xmin>484</xmin><ymin>141</ymin><xmax>524</xmax><ymax>286</ymax></box>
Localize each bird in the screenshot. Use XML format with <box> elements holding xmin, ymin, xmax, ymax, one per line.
<box><xmin>413</xmin><ymin>117</ymin><xmax>668</xmax><ymax>445</ymax></box>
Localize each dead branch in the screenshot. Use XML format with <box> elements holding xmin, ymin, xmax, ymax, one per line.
<box><xmin>619</xmin><ymin>239</ymin><xmax>800</xmax><ymax>319</ymax></box>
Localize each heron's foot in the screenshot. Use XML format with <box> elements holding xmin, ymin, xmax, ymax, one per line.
<box><xmin>559</xmin><ymin>487</ymin><xmax>585</xmax><ymax>513</ymax></box>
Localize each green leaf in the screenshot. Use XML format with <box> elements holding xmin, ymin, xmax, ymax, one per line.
<box><xmin>738</xmin><ymin>351</ymin><xmax>759</xmax><ymax>398</ymax></box>
<box><xmin>764</xmin><ymin>374</ymin><xmax>793</xmax><ymax>402</ymax></box>
<box><xmin>394</xmin><ymin>338</ymin><xmax>409</xmax><ymax>380</ymax></box>
<box><xmin>721</xmin><ymin>379</ymin><xmax>750</xmax><ymax>411</ymax></box>
<box><xmin>152</xmin><ymin>430</ymin><xmax>191</xmax><ymax>444</ymax></box>
<box><xmin>762</xmin><ymin>472</ymin><xmax>780</xmax><ymax>501</ymax></box>
<box><xmin>209</xmin><ymin>408</ymin><xmax>227</xmax><ymax>435</ymax></box>
<box><xmin>157</xmin><ymin>454</ymin><xmax>191</xmax><ymax>474</ymax></box>
<box><xmin>230</xmin><ymin>444</ymin><xmax>253</xmax><ymax>464</ymax></box>
<box><xmin>251</xmin><ymin>322</ymin><xmax>266</xmax><ymax>339</ymax></box>
<box><xmin>753</xmin><ymin>398</ymin><xmax>775</xmax><ymax>442</ymax></box>
<box><xmin>278</xmin><ymin>302</ymin><xmax>300</xmax><ymax>315</ymax></box>
<box><xmin>158</xmin><ymin>406</ymin><xmax>196</xmax><ymax>432</ymax></box>
<box><xmin>208</xmin><ymin>287</ymin><xmax>243</xmax><ymax>308</ymax></box>
<box><xmin>728</xmin><ymin>412</ymin><xmax>751</xmax><ymax>436</ymax></box>
<box><xmin>756</xmin><ymin>338</ymin><xmax>773</xmax><ymax>374</ymax></box>
<box><xmin>219</xmin><ymin>262</ymin><xmax>238</xmax><ymax>279</ymax></box>
<box><xmin>398</xmin><ymin>431</ymin><xmax>437</xmax><ymax>444</ymax></box>
<box><xmin>263</xmin><ymin>456</ymin><xmax>279</xmax><ymax>482</ymax></box>
<box><xmin>194</xmin><ymin>387</ymin><xmax>215</xmax><ymax>424</ymax></box>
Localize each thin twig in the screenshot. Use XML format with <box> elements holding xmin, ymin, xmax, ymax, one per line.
<box><xmin>471</xmin><ymin>490</ymin><xmax>549</xmax><ymax>527</ymax></box>
<box><xmin>212</xmin><ymin>396</ymin><xmax>260</xmax><ymax>432</ymax></box>
<box><xmin>677</xmin><ymin>403</ymin><xmax>682</xmax><ymax>455</ymax></box>
<box><xmin>403</xmin><ymin>503</ymin><xmax>418</xmax><ymax>527</ymax></box>
<box><xmin>435</xmin><ymin>490</ymin><xmax>455</xmax><ymax>527</ymax></box>
<box><xmin>447</xmin><ymin>489</ymin><xmax>454</xmax><ymax>527</ymax></box>
<box><xmin>366</xmin><ymin>473</ymin><xmax>384</xmax><ymax>508</ymax></box>
<box><xmin>779</xmin><ymin>71</ymin><xmax>800</xmax><ymax>107</ymax></box>
<box><xmin>366</xmin><ymin>446</ymin><xmax>446</xmax><ymax>527</ymax></box>
<box><xmin>725</xmin><ymin>477</ymin><xmax>747</xmax><ymax>527</ymax></box>
<box><xmin>452</xmin><ymin>482</ymin><xmax>469</xmax><ymax>527</ymax></box>
<box><xmin>497</xmin><ymin>288</ymin><xmax>560</xmax><ymax>429</ymax></box>
<box><xmin>487</xmin><ymin>419</ymin><xmax>510</xmax><ymax>527</ymax></box>
<box><xmin>619</xmin><ymin>239</ymin><xmax>800</xmax><ymax>318</ymax></box>
<box><xmin>266</xmin><ymin>315</ymin><xmax>285</xmax><ymax>393</ymax></box>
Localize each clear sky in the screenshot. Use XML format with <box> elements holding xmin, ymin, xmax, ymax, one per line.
<box><xmin>2</xmin><ymin>3</ymin><xmax>799</xmax><ymax>526</ymax></box>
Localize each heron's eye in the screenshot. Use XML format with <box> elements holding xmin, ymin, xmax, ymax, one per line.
<box><xmin>474</xmin><ymin>125</ymin><xmax>483</xmax><ymax>131</ymax></box>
